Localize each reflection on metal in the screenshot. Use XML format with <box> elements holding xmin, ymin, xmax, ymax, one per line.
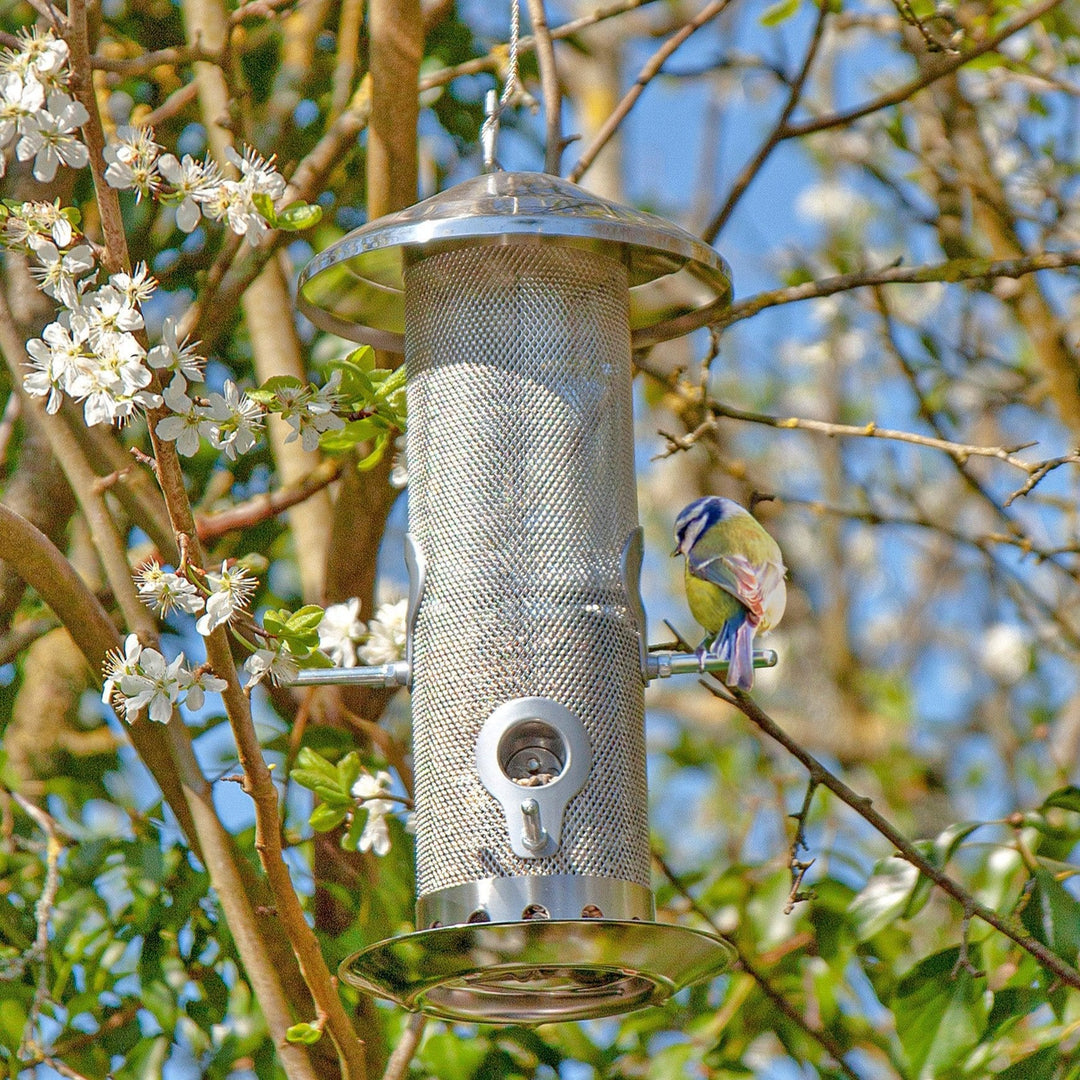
<box><xmin>298</xmin><ymin>164</ymin><xmax>743</xmax><ymax>1023</ymax></box>
<box><xmin>340</xmin><ymin>920</ymin><xmax>736</xmax><ymax>1025</ymax></box>
<box><xmin>298</xmin><ymin>171</ymin><xmax>732</xmax><ymax>351</ymax></box>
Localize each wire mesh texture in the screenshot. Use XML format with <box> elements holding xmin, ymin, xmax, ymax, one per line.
<box><xmin>405</xmin><ymin>242</ymin><xmax>650</xmax><ymax>900</ymax></box>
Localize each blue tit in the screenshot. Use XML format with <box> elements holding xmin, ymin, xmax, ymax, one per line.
<box><xmin>673</xmin><ymin>496</ymin><xmax>786</xmax><ymax>690</ymax></box>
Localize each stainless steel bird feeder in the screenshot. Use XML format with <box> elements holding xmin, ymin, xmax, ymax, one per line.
<box><xmin>296</xmin><ymin>171</ymin><xmax>766</xmax><ymax>1025</ymax></box>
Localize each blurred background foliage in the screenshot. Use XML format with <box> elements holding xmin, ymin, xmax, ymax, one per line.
<box><xmin>2</xmin><ymin>0</ymin><xmax>1080</xmax><ymax>1077</ymax></box>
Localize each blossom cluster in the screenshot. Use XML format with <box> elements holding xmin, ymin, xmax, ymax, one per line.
<box><xmin>104</xmin><ymin>126</ymin><xmax>286</xmax><ymax>244</ymax></box>
<box><xmin>349</xmin><ymin>770</ymin><xmax>397</xmax><ymax>856</ymax></box>
<box><xmin>132</xmin><ymin>557</ymin><xmax>307</xmax><ymax>690</ymax></box>
<box><xmin>102</xmin><ymin>634</ymin><xmax>227</xmax><ymax>724</ymax></box>
<box><xmin>0</xmin><ymin>29</ymin><xmax>88</xmax><ymax>182</ymax></box>
<box><xmin>317</xmin><ymin>597</ymin><xmax>408</xmax><ymax>668</ymax></box>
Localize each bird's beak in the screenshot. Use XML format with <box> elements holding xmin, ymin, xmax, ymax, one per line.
<box><xmin>671</xmin><ymin>544</ymin><xmax>680</xmax><ymax>557</ymax></box>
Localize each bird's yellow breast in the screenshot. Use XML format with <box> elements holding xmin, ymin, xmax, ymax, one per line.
<box><xmin>684</xmin><ymin>564</ymin><xmax>743</xmax><ymax>634</ymax></box>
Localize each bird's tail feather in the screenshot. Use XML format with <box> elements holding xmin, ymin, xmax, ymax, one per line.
<box><xmin>708</xmin><ymin>611</ymin><xmax>756</xmax><ymax>690</ymax></box>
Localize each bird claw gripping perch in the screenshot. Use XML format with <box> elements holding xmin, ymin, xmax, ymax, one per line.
<box><xmin>620</xmin><ymin>528</ymin><xmax>778</xmax><ymax>685</ymax></box>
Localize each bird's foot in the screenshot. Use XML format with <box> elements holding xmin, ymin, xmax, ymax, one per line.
<box><xmin>695</xmin><ymin>645</ymin><xmax>708</xmax><ymax>674</ymax></box>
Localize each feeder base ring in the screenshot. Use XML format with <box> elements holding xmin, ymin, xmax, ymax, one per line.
<box><xmin>339</xmin><ymin>919</ymin><xmax>735</xmax><ymax>1024</ymax></box>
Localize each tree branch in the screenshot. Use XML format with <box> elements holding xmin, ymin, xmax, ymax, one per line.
<box><xmin>652</xmin><ymin>851</ymin><xmax>864</xmax><ymax>1080</ymax></box>
<box><xmin>524</xmin><ymin>0</ymin><xmax>564</xmax><ymax>174</ymax></box>
<box><xmin>779</xmin><ymin>0</ymin><xmax>1066</xmax><ymax>142</ymax></box>
<box><xmin>709</xmin><ymin>250</ymin><xmax>1080</xmax><ymax>332</ymax></box>
<box><xmin>714</xmin><ymin>683</ymin><xmax>1080</xmax><ymax>992</ymax></box>
<box><xmin>702</xmin><ymin>0</ymin><xmax>829</xmax><ymax>242</ymax></box>
<box><xmin>569</xmin><ymin>0</ymin><xmax>733</xmax><ymax>184</ymax></box>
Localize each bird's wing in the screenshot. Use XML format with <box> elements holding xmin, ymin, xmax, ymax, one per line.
<box><xmin>689</xmin><ymin>551</ymin><xmax>784</xmax><ymax>627</ymax></box>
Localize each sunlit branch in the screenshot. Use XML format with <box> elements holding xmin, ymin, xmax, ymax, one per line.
<box><xmin>652</xmin><ymin>851</ymin><xmax>866</xmax><ymax>1080</ymax></box>
<box><xmin>524</xmin><ymin>0</ymin><xmax>564</xmax><ymax>174</ymax></box>
<box><xmin>709</xmin><ymin>250</ymin><xmax>1080</xmax><ymax>332</ymax></box>
<box><xmin>195</xmin><ymin>458</ymin><xmax>345</xmax><ymax>541</ymax></box>
<box><xmin>780</xmin><ymin>0</ymin><xmax>1066</xmax><ymax>141</ymax></box>
<box><xmin>716</xmin><ymin>682</ymin><xmax>1080</xmax><ymax>992</ymax></box>
<box><xmin>702</xmin><ymin>0</ymin><xmax>829</xmax><ymax>242</ymax></box>
<box><xmin>568</xmin><ymin>0</ymin><xmax>734</xmax><ymax>184</ymax></box>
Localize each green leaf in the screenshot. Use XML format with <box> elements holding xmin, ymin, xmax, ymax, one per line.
<box><xmin>1020</xmin><ymin>867</ymin><xmax>1080</xmax><ymax>965</ymax></box>
<box><xmin>287</xmin><ymin>605</ymin><xmax>326</xmax><ymax>633</ymax></box>
<box><xmin>996</xmin><ymin>1046</ymin><xmax>1060</xmax><ymax>1080</ymax></box>
<box><xmin>849</xmin><ymin>856</ymin><xmax>919</xmax><ymax>940</ymax></box>
<box><xmin>276</xmin><ymin>202</ymin><xmax>323</xmax><ymax>231</ymax></box>
<box><xmin>309</xmin><ymin>803</ymin><xmax>349</xmax><ymax>832</ymax></box>
<box><xmin>295</xmin><ymin>747</ymin><xmax>340</xmax><ymax>784</ymax></box>
<box><xmin>356</xmin><ymin>431</ymin><xmax>392</xmax><ymax>470</ymax></box>
<box><xmin>285</xmin><ymin>1022</ymin><xmax>324</xmax><ymax>1045</ymax></box>
<box><xmin>419</xmin><ymin>1031</ymin><xmax>488</xmax><ymax>1080</ymax></box>
<box><xmin>1043</xmin><ymin>786</ymin><xmax>1080</xmax><ymax>814</ymax></box>
<box><xmin>249</xmin><ymin>375</ymin><xmax>304</xmax><ymax>406</ymax></box>
<box><xmin>296</xmin><ymin>649</ymin><xmax>335</xmax><ymax>668</ymax></box>
<box><xmin>318</xmin><ymin>417</ymin><xmax>384</xmax><ymax>454</ymax></box>
<box><xmin>61</xmin><ymin>206</ymin><xmax>81</xmax><ymax>226</ymax></box>
<box><xmin>760</xmin><ymin>0</ymin><xmax>800</xmax><ymax>25</ymax></box>
<box><xmin>251</xmin><ymin>191</ymin><xmax>277</xmax><ymax>225</ymax></box>
<box><xmin>893</xmin><ymin>946</ymin><xmax>989</xmax><ymax>1078</ymax></box>
<box><xmin>336</xmin><ymin>752</ymin><xmax>362</xmax><ymax>795</ymax></box>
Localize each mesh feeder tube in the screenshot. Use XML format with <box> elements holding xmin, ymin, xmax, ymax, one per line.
<box><xmin>298</xmin><ymin>171</ymin><xmax>736</xmax><ymax>1024</ymax></box>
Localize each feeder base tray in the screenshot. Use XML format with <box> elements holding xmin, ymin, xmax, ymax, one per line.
<box><xmin>339</xmin><ymin>919</ymin><xmax>735</xmax><ymax>1024</ymax></box>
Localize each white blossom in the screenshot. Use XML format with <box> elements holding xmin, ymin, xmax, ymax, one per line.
<box><xmin>351</xmin><ymin>770</ymin><xmax>396</xmax><ymax>856</ymax></box>
<box><xmin>318</xmin><ymin>597</ymin><xmax>365</xmax><ymax>668</ymax></box>
<box><xmin>981</xmin><ymin>623</ymin><xmax>1030</xmax><ymax>685</ymax></box>
<box><xmin>30</xmin><ymin>241</ymin><xmax>93</xmax><ymax>308</ymax></box>
<box><xmin>109</xmin><ymin>263</ymin><xmax>157</xmax><ymax>306</ymax></box>
<box><xmin>101</xmin><ymin>633</ymin><xmax>144</xmax><ymax>717</ymax></box>
<box><xmin>104</xmin><ymin>125</ymin><xmax>161</xmax><ymax>200</ymax></box>
<box><xmin>15</xmin><ymin>91</ymin><xmax>89</xmax><ymax>182</ymax></box>
<box><xmin>158</xmin><ymin>152</ymin><xmax>222</xmax><ymax>232</ymax></box>
<box><xmin>359</xmin><ymin>598</ymin><xmax>408</xmax><ymax>665</ymax></box>
<box><xmin>179</xmin><ymin>667</ymin><xmax>228</xmax><ymax>711</ymax></box>
<box><xmin>83</xmin><ymin>283</ymin><xmax>145</xmax><ymax>342</ymax></box>
<box><xmin>118</xmin><ymin>647</ymin><xmax>187</xmax><ymax>724</ymax></box>
<box><xmin>199</xmin><ymin>380</ymin><xmax>264</xmax><ymax>460</ymax></box>
<box><xmin>4</xmin><ymin>199</ymin><xmax>73</xmax><ymax>249</ymax></box>
<box><xmin>243</xmin><ymin>643</ymin><xmax>299</xmax><ymax>687</ymax></box>
<box><xmin>147</xmin><ymin>317</ymin><xmax>205</xmax><ymax>389</ymax></box>
<box><xmin>199</xmin><ymin>144</ymin><xmax>285</xmax><ymax>245</ymax></box>
<box><xmin>1</xmin><ymin>28</ymin><xmax>70</xmax><ymax>92</ymax></box>
<box><xmin>276</xmin><ymin>371</ymin><xmax>345</xmax><ymax>451</ymax></box>
<box><xmin>155</xmin><ymin>383</ymin><xmax>204</xmax><ymax>456</ymax></box>
<box><xmin>135</xmin><ymin>560</ymin><xmax>205</xmax><ymax>616</ymax></box>
<box><xmin>0</xmin><ymin>71</ymin><xmax>44</xmax><ymax>173</ymax></box>
<box><xmin>195</xmin><ymin>561</ymin><xmax>257</xmax><ymax>636</ymax></box>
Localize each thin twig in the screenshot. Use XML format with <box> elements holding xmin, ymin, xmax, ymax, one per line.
<box><xmin>785</xmin><ymin>779</ymin><xmax>818</xmax><ymax>914</ymax></box>
<box><xmin>569</xmin><ymin>0</ymin><xmax>733</xmax><ymax>184</ymax></box>
<box><xmin>524</xmin><ymin>0</ymin><xmax>563</xmax><ymax>174</ymax></box>
<box><xmin>380</xmin><ymin>1013</ymin><xmax>427</xmax><ymax>1080</ymax></box>
<box><xmin>702</xmin><ymin>0</ymin><xmax>829</xmax><ymax>242</ymax></box>
<box><xmin>713</xmin><ymin>682</ymin><xmax>1080</xmax><ymax>992</ymax></box>
<box><xmin>652</xmin><ymin>852</ymin><xmax>864</xmax><ymax>1080</ymax></box>
<box><xmin>709</xmin><ymin>250</ymin><xmax>1080</xmax><ymax>333</ymax></box>
<box><xmin>91</xmin><ymin>43</ymin><xmax>219</xmax><ymax>72</ymax></box>
<box><xmin>780</xmin><ymin>0</ymin><xmax>1065</xmax><ymax>142</ymax></box>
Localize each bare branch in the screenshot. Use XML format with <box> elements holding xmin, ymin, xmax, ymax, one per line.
<box><xmin>524</xmin><ymin>0</ymin><xmax>564</xmax><ymax>174</ymax></box>
<box><xmin>710</xmin><ymin>250</ymin><xmax>1080</xmax><ymax>333</ymax></box>
<box><xmin>702</xmin><ymin>0</ymin><xmax>829</xmax><ymax>242</ymax></box>
<box><xmin>780</xmin><ymin>0</ymin><xmax>1067</xmax><ymax>142</ymax></box>
<box><xmin>715</xmin><ymin>682</ymin><xmax>1080</xmax><ymax>992</ymax></box>
<box><xmin>568</xmin><ymin>0</ymin><xmax>734</xmax><ymax>184</ymax></box>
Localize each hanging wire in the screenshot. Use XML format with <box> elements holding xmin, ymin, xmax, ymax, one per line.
<box><xmin>481</xmin><ymin>0</ymin><xmax>537</xmax><ymax>172</ymax></box>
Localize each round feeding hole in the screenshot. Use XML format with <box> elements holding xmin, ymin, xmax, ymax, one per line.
<box><xmin>498</xmin><ymin>720</ymin><xmax>567</xmax><ymax>786</ymax></box>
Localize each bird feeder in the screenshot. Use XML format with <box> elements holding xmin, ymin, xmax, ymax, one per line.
<box><xmin>295</xmin><ymin>171</ymin><xmax>775</xmax><ymax>1024</ymax></box>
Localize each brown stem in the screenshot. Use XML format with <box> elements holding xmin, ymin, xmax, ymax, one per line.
<box><xmin>524</xmin><ymin>0</ymin><xmax>563</xmax><ymax>174</ymax></box>
<box><xmin>702</xmin><ymin>0</ymin><xmax>829</xmax><ymax>242</ymax></box>
<box><xmin>652</xmin><ymin>851</ymin><xmax>864</xmax><ymax>1080</ymax></box>
<box><xmin>569</xmin><ymin>0</ymin><xmax>733</xmax><ymax>184</ymax></box>
<box><xmin>717</xmin><ymin>683</ymin><xmax>1080</xmax><ymax>992</ymax></box>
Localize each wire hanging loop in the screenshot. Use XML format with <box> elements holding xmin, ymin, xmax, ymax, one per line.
<box><xmin>481</xmin><ymin>0</ymin><xmax>539</xmax><ymax>172</ymax></box>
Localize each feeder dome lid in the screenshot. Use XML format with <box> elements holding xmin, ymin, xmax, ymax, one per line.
<box><xmin>298</xmin><ymin>170</ymin><xmax>732</xmax><ymax>351</ymax></box>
